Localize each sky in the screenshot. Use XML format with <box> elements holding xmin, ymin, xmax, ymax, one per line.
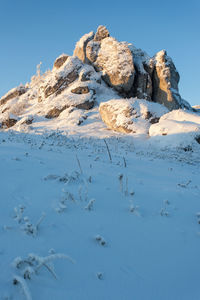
<box><xmin>0</xmin><ymin>0</ymin><xmax>199</xmax><ymax>106</ymax></box>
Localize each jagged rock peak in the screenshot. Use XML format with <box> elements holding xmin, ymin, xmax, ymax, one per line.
<box><xmin>94</xmin><ymin>25</ymin><xmax>110</xmax><ymax>41</ymax></box>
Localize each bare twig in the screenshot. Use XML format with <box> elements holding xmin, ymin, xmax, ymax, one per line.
<box><xmin>76</xmin><ymin>155</ymin><xmax>83</xmax><ymax>174</ymax></box>
<box><xmin>103</xmin><ymin>139</ymin><xmax>112</xmax><ymax>162</ymax></box>
<box><xmin>123</xmin><ymin>157</ymin><xmax>127</xmax><ymax>168</ymax></box>
<box><xmin>13</xmin><ymin>275</ymin><xmax>32</xmax><ymax>300</ymax></box>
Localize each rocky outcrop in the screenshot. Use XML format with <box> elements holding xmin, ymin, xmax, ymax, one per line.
<box><xmin>99</xmin><ymin>99</ymin><xmax>168</xmax><ymax>134</ymax></box>
<box><xmin>39</xmin><ymin>57</ymin><xmax>82</xmax><ymax>99</ymax></box>
<box><xmin>152</xmin><ymin>50</ymin><xmax>182</xmax><ymax>110</ymax></box>
<box><xmin>53</xmin><ymin>54</ymin><xmax>69</xmax><ymax>69</ymax></box>
<box><xmin>0</xmin><ymin>25</ymin><xmax>194</xmax><ymax>135</ymax></box>
<box><xmin>72</xmin><ymin>26</ymin><xmax>191</xmax><ymax>111</ymax></box>
<box><xmin>0</xmin><ymin>85</ymin><xmax>28</xmax><ymax>106</ymax></box>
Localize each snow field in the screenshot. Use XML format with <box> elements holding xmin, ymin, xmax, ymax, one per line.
<box><xmin>0</xmin><ymin>132</ymin><xmax>200</xmax><ymax>299</ymax></box>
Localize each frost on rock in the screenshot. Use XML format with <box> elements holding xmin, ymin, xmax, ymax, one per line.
<box><xmin>99</xmin><ymin>98</ymin><xmax>168</xmax><ymax>135</ymax></box>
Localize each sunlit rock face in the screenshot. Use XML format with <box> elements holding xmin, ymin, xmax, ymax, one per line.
<box><xmin>152</xmin><ymin>50</ymin><xmax>182</xmax><ymax>110</ymax></box>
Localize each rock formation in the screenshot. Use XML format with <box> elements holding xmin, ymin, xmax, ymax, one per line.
<box><xmin>74</xmin><ymin>25</ymin><xmax>191</xmax><ymax>111</ymax></box>
<box><xmin>0</xmin><ymin>25</ymin><xmax>194</xmax><ymax>132</ymax></box>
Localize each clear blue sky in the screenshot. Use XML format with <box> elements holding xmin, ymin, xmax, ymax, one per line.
<box><xmin>0</xmin><ymin>0</ymin><xmax>199</xmax><ymax>105</ymax></box>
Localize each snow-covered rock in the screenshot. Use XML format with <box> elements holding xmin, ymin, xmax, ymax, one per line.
<box><xmin>99</xmin><ymin>98</ymin><xmax>168</xmax><ymax>134</ymax></box>
<box><xmin>0</xmin><ymin>85</ymin><xmax>28</xmax><ymax>106</ymax></box>
<box><xmin>39</xmin><ymin>56</ymin><xmax>82</xmax><ymax>100</ymax></box>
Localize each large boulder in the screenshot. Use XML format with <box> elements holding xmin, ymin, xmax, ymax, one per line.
<box><xmin>87</xmin><ymin>37</ymin><xmax>135</xmax><ymax>93</ymax></box>
<box><xmin>152</xmin><ymin>50</ymin><xmax>182</xmax><ymax>110</ymax></box>
<box><xmin>0</xmin><ymin>85</ymin><xmax>28</xmax><ymax>106</ymax></box>
<box><xmin>99</xmin><ymin>98</ymin><xmax>168</xmax><ymax>134</ymax></box>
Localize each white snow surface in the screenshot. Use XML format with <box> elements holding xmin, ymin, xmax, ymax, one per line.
<box><xmin>0</xmin><ymin>130</ymin><xmax>200</xmax><ymax>300</ymax></box>
<box><xmin>149</xmin><ymin>109</ymin><xmax>200</xmax><ymax>148</ymax></box>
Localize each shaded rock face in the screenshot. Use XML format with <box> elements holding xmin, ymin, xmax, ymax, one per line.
<box><xmin>53</xmin><ymin>54</ymin><xmax>69</xmax><ymax>69</ymax></box>
<box><xmin>128</xmin><ymin>46</ymin><xmax>154</xmax><ymax>100</ymax></box>
<box><xmin>0</xmin><ymin>86</ymin><xmax>27</xmax><ymax>106</ymax></box>
<box><xmin>99</xmin><ymin>98</ymin><xmax>168</xmax><ymax>134</ymax></box>
<box><xmin>152</xmin><ymin>50</ymin><xmax>181</xmax><ymax>110</ymax></box>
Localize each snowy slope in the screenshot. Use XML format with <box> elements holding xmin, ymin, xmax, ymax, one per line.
<box><xmin>0</xmin><ymin>131</ymin><xmax>200</xmax><ymax>300</ymax></box>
